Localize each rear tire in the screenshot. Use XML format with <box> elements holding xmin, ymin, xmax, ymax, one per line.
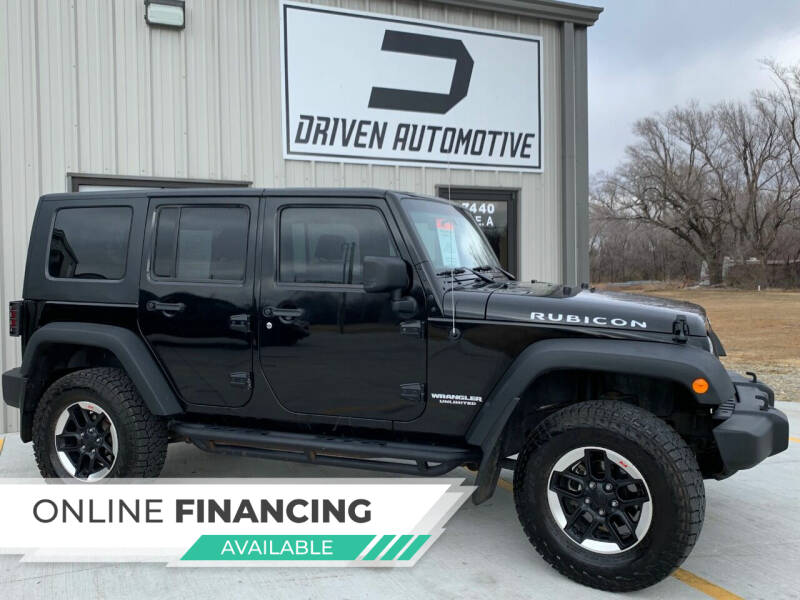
<box><xmin>513</xmin><ymin>400</ymin><xmax>705</xmax><ymax>592</ymax></box>
<box><xmin>33</xmin><ymin>368</ymin><xmax>168</xmax><ymax>481</ymax></box>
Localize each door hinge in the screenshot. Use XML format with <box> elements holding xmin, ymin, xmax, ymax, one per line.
<box><xmin>229</xmin><ymin>314</ymin><xmax>251</xmax><ymax>333</ymax></box>
<box><xmin>229</xmin><ymin>372</ymin><xmax>252</xmax><ymax>390</ymax></box>
<box><xmin>672</xmin><ymin>315</ymin><xmax>690</xmax><ymax>343</ymax></box>
<box><xmin>400</xmin><ymin>320</ymin><xmax>424</xmax><ymax>338</ymax></box>
<box><xmin>400</xmin><ymin>382</ymin><xmax>426</xmax><ymax>404</ymax></box>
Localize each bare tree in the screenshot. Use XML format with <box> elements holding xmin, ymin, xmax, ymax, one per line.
<box><xmin>590</xmin><ymin>203</ymin><xmax>701</xmax><ymax>283</ymax></box>
<box><xmin>713</xmin><ymin>98</ymin><xmax>800</xmax><ymax>285</ymax></box>
<box><xmin>596</xmin><ymin>105</ymin><xmax>732</xmax><ymax>284</ymax></box>
<box><xmin>591</xmin><ymin>60</ymin><xmax>800</xmax><ymax>288</ymax></box>
<box><xmin>757</xmin><ymin>61</ymin><xmax>800</xmax><ymax>255</ymax></box>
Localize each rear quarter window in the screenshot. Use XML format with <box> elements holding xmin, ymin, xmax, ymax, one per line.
<box><xmin>48</xmin><ymin>206</ymin><xmax>133</xmax><ymax>280</ymax></box>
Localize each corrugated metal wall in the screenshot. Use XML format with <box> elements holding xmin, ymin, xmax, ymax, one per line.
<box><xmin>0</xmin><ymin>0</ymin><xmax>563</xmax><ymax>434</ymax></box>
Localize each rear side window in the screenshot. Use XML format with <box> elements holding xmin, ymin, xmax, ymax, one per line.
<box><xmin>279</xmin><ymin>207</ymin><xmax>397</xmax><ymax>285</ymax></box>
<box><xmin>152</xmin><ymin>205</ymin><xmax>249</xmax><ymax>282</ymax></box>
<box><xmin>48</xmin><ymin>206</ymin><xmax>132</xmax><ymax>280</ymax></box>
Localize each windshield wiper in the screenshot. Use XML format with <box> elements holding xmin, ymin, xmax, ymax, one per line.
<box><xmin>435</xmin><ymin>266</ymin><xmax>494</xmax><ymax>284</ymax></box>
<box><xmin>474</xmin><ymin>264</ymin><xmax>516</xmax><ymax>280</ymax></box>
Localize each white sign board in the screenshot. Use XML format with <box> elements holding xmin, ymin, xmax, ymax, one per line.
<box><xmin>280</xmin><ymin>2</ymin><xmax>542</xmax><ymax>171</ymax></box>
<box><xmin>0</xmin><ymin>479</ymin><xmax>472</xmax><ymax>566</ymax></box>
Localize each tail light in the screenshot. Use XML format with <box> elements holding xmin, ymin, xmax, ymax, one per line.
<box><xmin>9</xmin><ymin>301</ymin><xmax>22</xmax><ymax>337</ymax></box>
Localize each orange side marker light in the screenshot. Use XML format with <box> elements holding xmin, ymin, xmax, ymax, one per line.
<box><xmin>692</xmin><ymin>378</ymin><xmax>709</xmax><ymax>394</ymax></box>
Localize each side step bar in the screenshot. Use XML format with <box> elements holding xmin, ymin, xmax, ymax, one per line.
<box><xmin>171</xmin><ymin>421</ymin><xmax>481</xmax><ymax>476</ymax></box>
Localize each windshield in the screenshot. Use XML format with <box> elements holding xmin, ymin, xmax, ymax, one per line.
<box><xmin>400</xmin><ymin>198</ymin><xmax>500</xmax><ymax>271</ymax></box>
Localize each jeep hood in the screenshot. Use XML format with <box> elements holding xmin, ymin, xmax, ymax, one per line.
<box><xmin>444</xmin><ymin>281</ymin><xmax>707</xmax><ymax>336</ymax></box>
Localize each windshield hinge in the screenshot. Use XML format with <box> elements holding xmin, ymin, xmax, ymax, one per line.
<box><xmin>672</xmin><ymin>315</ymin><xmax>690</xmax><ymax>343</ymax></box>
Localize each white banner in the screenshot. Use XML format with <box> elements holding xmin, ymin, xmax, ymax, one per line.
<box><xmin>280</xmin><ymin>2</ymin><xmax>542</xmax><ymax>171</ymax></box>
<box><xmin>0</xmin><ymin>479</ymin><xmax>472</xmax><ymax>566</ymax></box>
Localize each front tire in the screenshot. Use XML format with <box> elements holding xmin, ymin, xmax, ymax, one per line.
<box><xmin>513</xmin><ymin>400</ymin><xmax>705</xmax><ymax>592</ymax></box>
<box><xmin>33</xmin><ymin>368</ymin><xmax>168</xmax><ymax>481</ymax></box>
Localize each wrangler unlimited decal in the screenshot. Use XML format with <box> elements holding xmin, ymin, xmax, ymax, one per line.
<box><xmin>530</xmin><ymin>312</ymin><xmax>647</xmax><ymax>329</ymax></box>
<box><xmin>431</xmin><ymin>393</ymin><xmax>483</xmax><ymax>406</ymax></box>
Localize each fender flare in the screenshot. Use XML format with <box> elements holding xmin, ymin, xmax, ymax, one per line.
<box><xmin>20</xmin><ymin>322</ymin><xmax>183</xmax><ymax>421</ymax></box>
<box><xmin>466</xmin><ymin>337</ymin><xmax>735</xmax><ymax>504</ymax></box>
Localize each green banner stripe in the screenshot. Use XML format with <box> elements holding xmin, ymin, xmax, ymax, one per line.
<box><xmin>181</xmin><ymin>535</ymin><xmax>375</xmax><ymax>561</ymax></box>
<box><xmin>397</xmin><ymin>534</ymin><xmax>431</xmax><ymax>560</ymax></box>
<box><xmin>362</xmin><ymin>534</ymin><xmax>395</xmax><ymax>561</ymax></box>
<box><xmin>381</xmin><ymin>534</ymin><xmax>413</xmax><ymax>561</ymax></box>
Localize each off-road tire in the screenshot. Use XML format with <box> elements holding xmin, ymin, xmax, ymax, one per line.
<box><xmin>33</xmin><ymin>367</ymin><xmax>168</xmax><ymax>480</ymax></box>
<box><xmin>513</xmin><ymin>400</ymin><xmax>705</xmax><ymax>592</ymax></box>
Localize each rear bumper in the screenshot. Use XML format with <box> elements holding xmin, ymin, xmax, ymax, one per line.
<box><xmin>713</xmin><ymin>372</ymin><xmax>789</xmax><ymax>474</ymax></box>
<box><xmin>1</xmin><ymin>367</ymin><xmax>26</xmax><ymax>409</ymax></box>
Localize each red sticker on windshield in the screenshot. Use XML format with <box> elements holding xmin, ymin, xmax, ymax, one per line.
<box><xmin>436</xmin><ymin>218</ymin><xmax>454</xmax><ymax>231</ymax></box>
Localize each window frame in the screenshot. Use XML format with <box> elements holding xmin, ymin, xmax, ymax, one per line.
<box><xmin>275</xmin><ymin>203</ymin><xmax>400</xmax><ymax>290</ymax></box>
<box><xmin>45</xmin><ymin>205</ymin><xmax>134</xmax><ymax>283</ymax></box>
<box><xmin>435</xmin><ymin>185</ymin><xmax>519</xmax><ymax>276</ymax></box>
<box><xmin>148</xmin><ymin>203</ymin><xmax>252</xmax><ymax>285</ymax></box>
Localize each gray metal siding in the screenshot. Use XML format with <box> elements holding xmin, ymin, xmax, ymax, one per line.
<box><xmin>0</xmin><ymin>0</ymin><xmax>565</xmax><ymax>433</ymax></box>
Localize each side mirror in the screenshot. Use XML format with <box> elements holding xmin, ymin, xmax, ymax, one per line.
<box><xmin>363</xmin><ymin>256</ymin><xmax>409</xmax><ymax>293</ymax></box>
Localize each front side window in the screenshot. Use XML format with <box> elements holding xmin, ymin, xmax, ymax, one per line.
<box><xmin>279</xmin><ymin>207</ymin><xmax>397</xmax><ymax>285</ymax></box>
<box><xmin>400</xmin><ymin>198</ymin><xmax>499</xmax><ymax>271</ymax></box>
<box><xmin>152</xmin><ymin>205</ymin><xmax>249</xmax><ymax>281</ymax></box>
<box><xmin>48</xmin><ymin>206</ymin><xmax>132</xmax><ymax>279</ymax></box>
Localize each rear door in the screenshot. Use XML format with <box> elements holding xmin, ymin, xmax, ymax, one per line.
<box><xmin>139</xmin><ymin>195</ymin><xmax>259</xmax><ymax>408</ymax></box>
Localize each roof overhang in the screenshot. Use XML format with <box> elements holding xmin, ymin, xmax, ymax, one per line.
<box><xmin>436</xmin><ymin>0</ymin><xmax>602</xmax><ymax>26</ymax></box>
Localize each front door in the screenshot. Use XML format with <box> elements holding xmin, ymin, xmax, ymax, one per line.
<box><xmin>139</xmin><ymin>195</ymin><xmax>259</xmax><ymax>408</ymax></box>
<box><xmin>258</xmin><ymin>197</ymin><xmax>427</xmax><ymax>421</ymax></box>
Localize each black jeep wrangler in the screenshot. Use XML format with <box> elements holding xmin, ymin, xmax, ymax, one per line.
<box><xmin>2</xmin><ymin>188</ymin><xmax>789</xmax><ymax>590</ymax></box>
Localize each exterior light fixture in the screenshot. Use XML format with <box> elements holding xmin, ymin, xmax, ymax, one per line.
<box><xmin>144</xmin><ymin>0</ymin><xmax>185</xmax><ymax>30</ymax></box>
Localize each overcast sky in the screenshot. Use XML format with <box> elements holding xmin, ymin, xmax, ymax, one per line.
<box><xmin>582</xmin><ymin>0</ymin><xmax>800</xmax><ymax>174</ymax></box>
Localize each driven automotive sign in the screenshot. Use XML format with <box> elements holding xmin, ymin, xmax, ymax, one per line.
<box><xmin>280</xmin><ymin>2</ymin><xmax>542</xmax><ymax>171</ymax></box>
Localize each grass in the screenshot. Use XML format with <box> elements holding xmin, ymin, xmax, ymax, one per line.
<box><xmin>637</xmin><ymin>288</ymin><xmax>800</xmax><ymax>372</ymax></box>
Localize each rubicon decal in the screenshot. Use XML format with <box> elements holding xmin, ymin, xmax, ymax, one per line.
<box><xmin>530</xmin><ymin>312</ymin><xmax>648</xmax><ymax>329</ymax></box>
<box><xmin>0</xmin><ymin>479</ymin><xmax>472</xmax><ymax>566</ymax></box>
<box><xmin>280</xmin><ymin>2</ymin><xmax>542</xmax><ymax>171</ymax></box>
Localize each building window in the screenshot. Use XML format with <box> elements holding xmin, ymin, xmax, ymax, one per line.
<box><xmin>279</xmin><ymin>207</ymin><xmax>397</xmax><ymax>285</ymax></box>
<box><xmin>437</xmin><ymin>187</ymin><xmax>519</xmax><ymax>276</ymax></box>
<box><xmin>152</xmin><ymin>206</ymin><xmax>250</xmax><ymax>282</ymax></box>
<box><xmin>48</xmin><ymin>207</ymin><xmax>133</xmax><ymax>280</ymax></box>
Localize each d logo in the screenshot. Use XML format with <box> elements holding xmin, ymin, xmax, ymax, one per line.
<box><xmin>368</xmin><ymin>30</ymin><xmax>474</xmax><ymax>115</ymax></box>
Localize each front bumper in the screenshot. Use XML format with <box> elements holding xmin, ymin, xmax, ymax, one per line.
<box><xmin>1</xmin><ymin>367</ymin><xmax>26</xmax><ymax>409</ymax></box>
<box><xmin>712</xmin><ymin>372</ymin><xmax>789</xmax><ymax>474</ymax></box>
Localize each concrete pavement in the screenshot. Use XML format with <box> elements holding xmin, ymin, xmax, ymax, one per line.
<box><xmin>1</xmin><ymin>402</ymin><xmax>798</xmax><ymax>600</ymax></box>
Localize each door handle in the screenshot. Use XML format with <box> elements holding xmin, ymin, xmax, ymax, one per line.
<box><xmin>263</xmin><ymin>306</ymin><xmax>304</xmax><ymax>319</ymax></box>
<box><xmin>146</xmin><ymin>301</ymin><xmax>185</xmax><ymax>313</ymax></box>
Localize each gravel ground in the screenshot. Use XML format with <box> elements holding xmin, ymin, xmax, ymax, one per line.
<box><xmin>721</xmin><ymin>358</ymin><xmax>800</xmax><ymax>402</ymax></box>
